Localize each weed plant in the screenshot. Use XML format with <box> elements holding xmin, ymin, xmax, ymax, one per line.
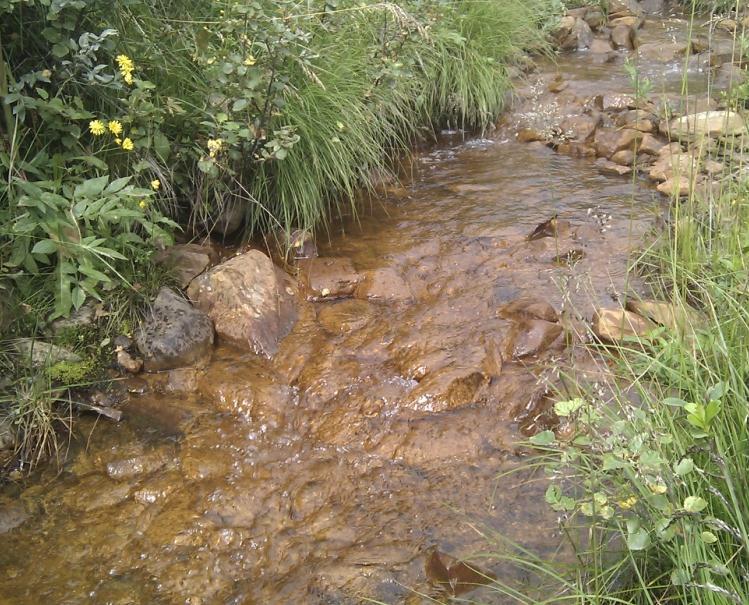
<box><xmin>486</xmin><ymin>3</ymin><xmax>749</xmax><ymax>604</ymax></box>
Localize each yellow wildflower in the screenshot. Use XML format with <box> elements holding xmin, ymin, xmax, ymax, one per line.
<box><xmin>150</xmin><ymin>179</ymin><xmax>161</xmax><ymax>191</ymax></box>
<box><xmin>648</xmin><ymin>482</ymin><xmax>667</xmax><ymax>495</ymax></box>
<box><xmin>121</xmin><ymin>137</ymin><xmax>134</xmax><ymax>151</ymax></box>
<box><xmin>207</xmin><ymin>138</ymin><xmax>223</xmax><ymax>158</ymax></box>
<box><xmin>89</xmin><ymin>120</ymin><xmax>106</xmax><ymax>136</ymax></box>
<box><xmin>618</xmin><ymin>496</ymin><xmax>638</xmax><ymax>510</ymax></box>
<box><xmin>108</xmin><ymin>120</ymin><xmax>123</xmax><ymax>136</ymax></box>
<box><xmin>243</xmin><ymin>55</ymin><xmax>256</xmax><ymax>66</ymax></box>
<box><xmin>116</xmin><ymin>54</ymin><xmax>135</xmax><ymax>85</ymax></box>
<box><xmin>114</xmin><ymin>138</ymin><xmax>122</xmax><ymax>146</ymax></box>
<box><xmin>138</xmin><ymin>199</ymin><xmax>148</xmax><ymax>209</ymax></box>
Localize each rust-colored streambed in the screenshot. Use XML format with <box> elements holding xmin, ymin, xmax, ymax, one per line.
<box><xmin>0</xmin><ymin>11</ymin><xmax>721</xmax><ymax>605</ymax></box>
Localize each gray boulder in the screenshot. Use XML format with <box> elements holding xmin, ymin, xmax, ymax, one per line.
<box><xmin>136</xmin><ymin>287</ymin><xmax>214</xmax><ymax>371</ymax></box>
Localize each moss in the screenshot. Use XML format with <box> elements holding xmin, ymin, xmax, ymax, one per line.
<box><xmin>45</xmin><ymin>359</ymin><xmax>96</xmax><ymax>385</ymax></box>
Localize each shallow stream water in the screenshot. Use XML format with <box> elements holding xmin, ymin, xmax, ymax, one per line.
<box><xmin>0</xmin><ymin>11</ymin><xmax>723</xmax><ymax>605</ymax></box>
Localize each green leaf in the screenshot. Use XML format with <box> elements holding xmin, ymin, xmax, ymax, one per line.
<box><xmin>529</xmin><ymin>430</ymin><xmax>556</xmax><ymax>447</ymax></box>
<box><xmin>684</xmin><ymin>496</ymin><xmax>708</xmax><ymax>513</ymax></box>
<box><xmin>627</xmin><ymin>528</ymin><xmax>651</xmax><ymax>551</ymax></box>
<box><xmin>75</xmin><ymin>175</ymin><xmax>109</xmax><ymax>199</ymax></box>
<box><xmin>554</xmin><ymin>398</ymin><xmax>584</xmax><ymax>417</ymax></box>
<box><xmin>663</xmin><ymin>397</ymin><xmax>687</xmax><ymax>407</ymax></box>
<box><xmin>71</xmin><ymin>286</ymin><xmax>86</xmax><ymax>310</ymax></box>
<box><xmin>674</xmin><ymin>458</ymin><xmax>694</xmax><ymax>476</ymax></box>
<box><xmin>707</xmin><ymin>382</ymin><xmax>726</xmax><ymax>401</ymax></box>
<box><xmin>31</xmin><ymin>239</ymin><xmax>58</xmax><ymax>255</ymax></box>
<box><xmin>545</xmin><ymin>484</ymin><xmax>561</xmax><ymax>505</ymax></box>
<box><xmin>602</xmin><ymin>454</ymin><xmax>627</xmax><ymax>470</ymax></box>
<box><xmin>700</xmin><ymin>531</ymin><xmax>718</xmax><ymax>544</ymax></box>
<box><xmin>671</xmin><ymin>569</ymin><xmax>690</xmax><ymax>586</ymax></box>
<box><xmin>232</xmin><ymin>98</ymin><xmax>249</xmax><ymax>112</ymax></box>
<box><xmin>105</xmin><ymin>176</ymin><xmax>131</xmax><ymax>194</ymax></box>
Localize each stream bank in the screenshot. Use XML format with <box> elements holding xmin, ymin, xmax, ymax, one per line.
<box><xmin>2</xmin><ymin>2</ymin><xmax>748</xmax><ymax>603</ymax></box>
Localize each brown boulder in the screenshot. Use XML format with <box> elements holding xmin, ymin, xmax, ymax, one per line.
<box><xmin>637</xmin><ymin>41</ymin><xmax>690</xmax><ymax>62</ymax></box>
<box><xmin>596</xmin><ymin>158</ymin><xmax>633</xmax><ymax>176</ymax></box>
<box><xmin>637</xmin><ymin>133</ymin><xmax>664</xmax><ymax>156</ymax></box>
<box><xmin>558</xmin><ymin>18</ymin><xmax>594</xmax><ymax>51</ymax></box>
<box><xmin>594</xmin><ymin>127</ymin><xmax>643</xmax><ymax>158</ymax></box>
<box><xmin>187</xmin><ymin>250</ymin><xmax>296</xmax><ymax>356</ymax></box>
<box><xmin>657</xmin><ymin>176</ymin><xmax>691</xmax><ymax>197</ymax></box>
<box><xmin>560</xmin><ymin>114</ymin><xmax>602</xmax><ymax>142</ymax></box>
<box><xmin>609</xmin><ymin>0</ymin><xmax>643</xmax><ymax>18</ymax></box>
<box><xmin>590</xmin><ymin>38</ymin><xmax>614</xmax><ymax>54</ymax></box>
<box><xmin>611</xmin><ymin>24</ymin><xmax>636</xmax><ymax>50</ymax></box>
<box><xmin>625</xmin><ymin>299</ymin><xmax>703</xmax><ymax>332</ymax></box>
<box><xmin>611</xmin><ymin>149</ymin><xmax>635</xmax><ymax>166</ymax></box>
<box><xmin>593</xmin><ymin>308</ymin><xmax>656</xmax><ymax>342</ymax></box>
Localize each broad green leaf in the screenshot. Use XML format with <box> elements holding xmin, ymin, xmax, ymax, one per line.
<box><xmin>674</xmin><ymin>458</ymin><xmax>694</xmax><ymax>476</ymax></box>
<box><xmin>627</xmin><ymin>528</ymin><xmax>650</xmax><ymax>551</ymax></box>
<box><xmin>71</xmin><ymin>286</ymin><xmax>86</xmax><ymax>310</ymax></box>
<box><xmin>684</xmin><ymin>496</ymin><xmax>708</xmax><ymax>513</ymax></box>
<box><xmin>75</xmin><ymin>175</ymin><xmax>109</xmax><ymax>199</ymax></box>
<box><xmin>671</xmin><ymin>569</ymin><xmax>690</xmax><ymax>586</ymax></box>
<box><xmin>700</xmin><ymin>531</ymin><xmax>718</xmax><ymax>544</ymax></box>
<box><xmin>545</xmin><ymin>485</ymin><xmax>560</xmax><ymax>505</ymax></box>
<box><xmin>554</xmin><ymin>398</ymin><xmax>584</xmax><ymax>417</ymax></box>
<box><xmin>529</xmin><ymin>430</ymin><xmax>556</xmax><ymax>447</ymax></box>
<box><xmin>105</xmin><ymin>176</ymin><xmax>131</xmax><ymax>194</ymax></box>
<box><xmin>31</xmin><ymin>239</ymin><xmax>58</xmax><ymax>255</ymax></box>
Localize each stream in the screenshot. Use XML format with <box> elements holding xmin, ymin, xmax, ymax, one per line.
<box><xmin>0</xmin><ymin>9</ymin><xmax>728</xmax><ymax>605</ymax></box>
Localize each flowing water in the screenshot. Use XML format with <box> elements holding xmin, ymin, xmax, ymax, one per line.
<box><xmin>0</xmin><ymin>12</ymin><xmax>723</xmax><ymax>605</ymax></box>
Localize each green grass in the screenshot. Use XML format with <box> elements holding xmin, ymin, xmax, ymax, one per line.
<box><xmin>490</xmin><ymin>4</ymin><xmax>749</xmax><ymax>603</ymax></box>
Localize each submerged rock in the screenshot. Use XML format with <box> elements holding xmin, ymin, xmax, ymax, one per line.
<box><xmin>593</xmin><ymin>308</ymin><xmax>656</xmax><ymax>342</ymax></box>
<box><xmin>187</xmin><ymin>250</ymin><xmax>296</xmax><ymax>356</ymax></box>
<box><xmin>297</xmin><ymin>257</ymin><xmax>363</xmax><ymax>301</ymax></box>
<box><xmin>354</xmin><ymin>268</ymin><xmax>414</xmax><ymax>304</ymax></box>
<box><xmin>499</xmin><ymin>297</ymin><xmax>558</xmax><ymax>323</ymax></box>
<box><xmin>505</xmin><ymin>319</ymin><xmax>563</xmax><ymax>359</ymax></box>
<box><xmin>136</xmin><ymin>287</ymin><xmax>214</xmax><ymax>371</ymax></box>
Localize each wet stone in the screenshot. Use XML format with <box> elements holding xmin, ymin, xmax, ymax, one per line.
<box><xmin>136</xmin><ymin>287</ymin><xmax>214</xmax><ymax>371</ymax></box>
<box><xmin>106</xmin><ymin>448</ymin><xmax>171</xmax><ymax>481</ymax></box>
<box><xmin>317</xmin><ymin>299</ymin><xmax>375</xmax><ymax>335</ymax></box>
<box><xmin>187</xmin><ymin>250</ymin><xmax>296</xmax><ymax>356</ymax></box>
<box><xmin>354</xmin><ymin>268</ymin><xmax>414</xmax><ymax>304</ymax></box>
<box><xmin>297</xmin><ymin>256</ymin><xmax>363</xmax><ymax>301</ymax></box>
<box><xmin>499</xmin><ymin>297</ymin><xmax>558</xmax><ymax>323</ymax></box>
<box><xmin>0</xmin><ymin>499</ymin><xmax>28</xmax><ymax>534</ymax></box>
<box><xmin>596</xmin><ymin>158</ymin><xmax>633</xmax><ymax>176</ymax></box>
<box><xmin>505</xmin><ymin>319</ymin><xmax>563</xmax><ymax>359</ymax></box>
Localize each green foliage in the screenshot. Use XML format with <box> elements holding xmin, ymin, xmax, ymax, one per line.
<box><xmin>1</xmin><ymin>0</ymin><xmax>559</xmax><ymax>324</ymax></box>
